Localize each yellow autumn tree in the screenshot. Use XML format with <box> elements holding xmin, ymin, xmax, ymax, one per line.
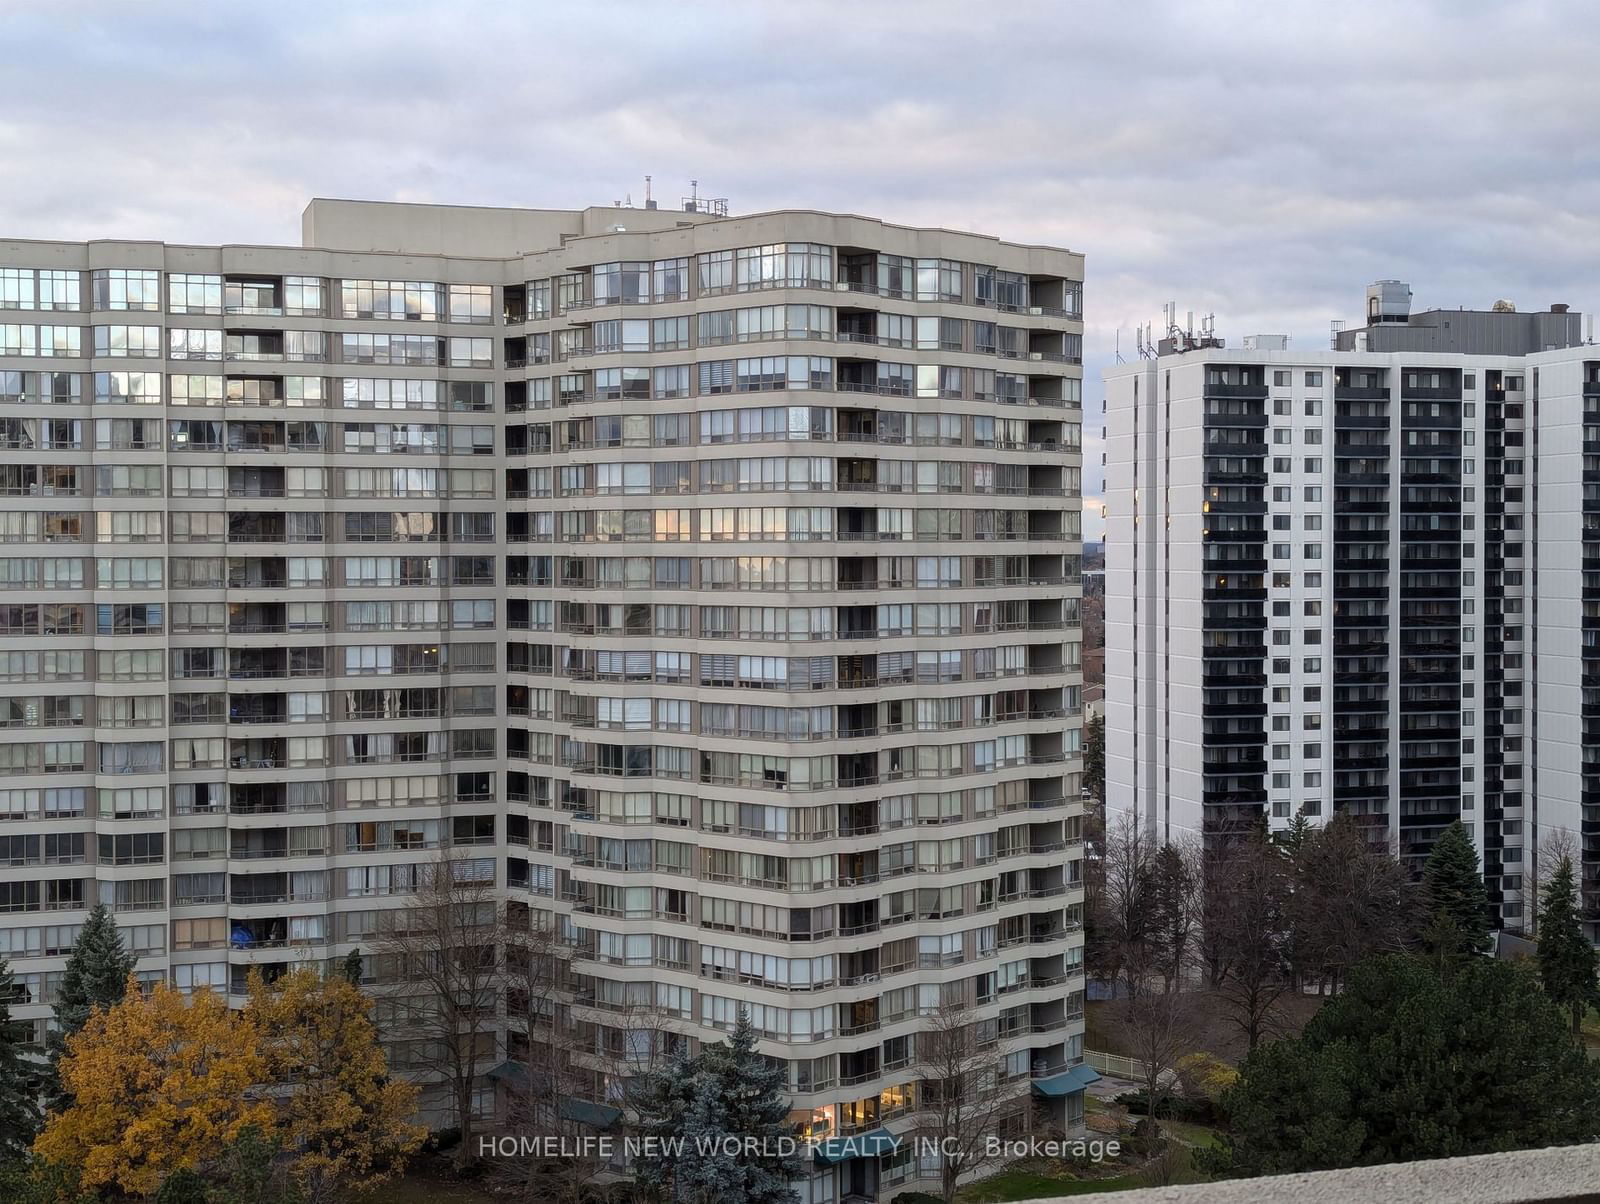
<box><xmin>34</xmin><ymin>975</ymin><xmax>274</xmax><ymax>1197</ymax></box>
<box><xmin>248</xmin><ymin>966</ymin><xmax>426</xmax><ymax>1203</ymax></box>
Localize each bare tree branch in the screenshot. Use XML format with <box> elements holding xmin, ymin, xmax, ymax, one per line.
<box><xmin>912</xmin><ymin>1000</ymin><xmax>1027</xmax><ymax>1204</ymax></box>
<box><xmin>370</xmin><ymin>849</ymin><xmax>505</xmax><ymax>1170</ymax></box>
<box><xmin>1111</xmin><ymin>988</ymin><xmax>1204</xmax><ymax>1137</ymax></box>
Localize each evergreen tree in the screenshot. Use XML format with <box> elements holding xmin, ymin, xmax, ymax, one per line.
<box><xmin>151</xmin><ymin>1169</ymin><xmax>210</xmax><ymax>1204</ymax></box>
<box><xmin>1422</xmin><ymin>820</ymin><xmax>1491</xmax><ymax>956</ymax></box>
<box><xmin>209</xmin><ymin>1125</ymin><xmax>304</xmax><ymax>1204</ymax></box>
<box><xmin>634</xmin><ymin>1014</ymin><xmax>800</xmax><ymax>1204</ymax></box>
<box><xmin>696</xmin><ymin>1012</ymin><xmax>802</xmax><ymax>1204</ymax></box>
<box><xmin>1082</xmin><ymin>712</ymin><xmax>1105</xmax><ymax>804</ymax></box>
<box><xmin>0</xmin><ymin>954</ymin><xmax>41</xmax><ymax>1161</ymax></box>
<box><xmin>1200</xmin><ymin>953</ymin><xmax>1600</xmax><ymax>1177</ymax></box>
<box><xmin>340</xmin><ymin>947</ymin><xmax>364</xmax><ymax>986</ymax></box>
<box><xmin>44</xmin><ymin>903</ymin><xmax>135</xmax><ymax>1111</ymax></box>
<box><xmin>1145</xmin><ymin>843</ymin><xmax>1196</xmax><ymax>993</ymax></box>
<box><xmin>1278</xmin><ymin>814</ymin><xmax>1313</xmax><ymax>855</ymax></box>
<box><xmin>1537</xmin><ymin>856</ymin><xmax>1597</xmax><ymax>1036</ymax></box>
<box><xmin>634</xmin><ymin>1041</ymin><xmax>704</xmax><ymax>1203</ymax></box>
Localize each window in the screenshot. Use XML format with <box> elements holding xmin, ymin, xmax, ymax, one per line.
<box><xmin>91</xmin><ymin>270</ymin><xmax>160</xmax><ymax>311</ymax></box>
<box><xmin>95</xmin><ymin>372</ymin><xmax>161</xmax><ymax>405</ymax></box>
<box><xmin>735</xmin><ymin>244</ymin><xmax>832</xmax><ymax>291</ymax></box>
<box><xmin>915</xmin><ymin>259</ymin><xmax>962</xmax><ymax>302</ymax></box>
<box><xmin>652</xmin><ymin>258</ymin><xmax>689</xmax><ymax>302</ymax></box>
<box><xmin>448</xmin><ymin>337</ymin><xmax>491</xmax><ymax>367</ymax></box>
<box><xmin>339</xmin><ymin>280</ymin><xmax>441</xmax><ymax>321</ymax></box>
<box><xmin>447</xmin><ymin>284</ymin><xmax>492</xmax><ymax>324</ymax></box>
<box><xmin>278</xmin><ymin>276</ymin><xmax>322</xmax><ymax>316</ymax></box>
<box><xmin>169</xmin><ymin>328</ymin><xmax>223</xmax><ymax>361</ymax></box>
<box><xmin>697</xmin><ymin>251</ymin><xmax>733</xmax><ymax>295</ymax></box>
<box><xmin>168</xmin><ymin>274</ymin><xmax>222</xmax><ymax>314</ymax></box>
<box><xmin>654</xmin><ymin>364</ymin><xmax>690</xmax><ymax>400</ymax></box>
<box><xmin>652</xmin><ymin>316</ymin><xmax>689</xmax><ymax>351</ymax></box>
<box><xmin>93</xmin><ymin>326</ymin><xmax>163</xmax><ymax>357</ymax></box>
<box><xmin>592</xmin><ymin>262</ymin><xmax>650</xmax><ymax>306</ymax></box>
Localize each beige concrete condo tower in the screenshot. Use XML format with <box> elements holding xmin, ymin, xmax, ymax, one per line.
<box><xmin>0</xmin><ymin>197</ymin><xmax>1086</xmax><ymax>1201</ymax></box>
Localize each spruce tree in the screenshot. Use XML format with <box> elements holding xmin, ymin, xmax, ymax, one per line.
<box><xmin>1537</xmin><ymin>856</ymin><xmax>1597</xmax><ymax>1036</ymax></box>
<box><xmin>341</xmin><ymin>947</ymin><xmax>364</xmax><ymax>986</ymax></box>
<box><xmin>634</xmin><ymin>1041</ymin><xmax>704</xmax><ymax>1203</ymax></box>
<box><xmin>1422</xmin><ymin>819</ymin><xmax>1491</xmax><ymax>956</ymax></box>
<box><xmin>1279</xmin><ymin>814</ymin><xmax>1313</xmax><ymax>855</ymax></box>
<box><xmin>0</xmin><ymin>954</ymin><xmax>41</xmax><ymax>1161</ymax></box>
<box><xmin>45</xmin><ymin>902</ymin><xmax>135</xmax><ymax>1111</ymax></box>
<box><xmin>1145</xmin><ymin>843</ymin><xmax>1196</xmax><ymax>992</ymax></box>
<box><xmin>697</xmin><ymin>1012</ymin><xmax>802</xmax><ymax>1204</ymax></box>
<box><xmin>634</xmin><ymin>1014</ymin><xmax>801</xmax><ymax>1204</ymax></box>
<box><xmin>1082</xmin><ymin>712</ymin><xmax>1105</xmax><ymax>804</ymax></box>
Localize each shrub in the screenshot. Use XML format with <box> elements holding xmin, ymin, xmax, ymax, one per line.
<box><xmin>1114</xmin><ymin>1089</ymin><xmax>1221</xmax><ymax>1125</ymax></box>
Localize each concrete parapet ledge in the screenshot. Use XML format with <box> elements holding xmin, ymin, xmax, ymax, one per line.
<box><xmin>1033</xmin><ymin>1144</ymin><xmax>1600</xmax><ymax>1204</ymax></box>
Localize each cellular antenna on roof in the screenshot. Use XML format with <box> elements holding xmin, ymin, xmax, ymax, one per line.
<box><xmin>1140</xmin><ymin>302</ymin><xmax>1224</xmax><ymax>355</ymax></box>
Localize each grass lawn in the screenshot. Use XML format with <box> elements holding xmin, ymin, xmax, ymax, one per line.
<box><xmin>1087</xmin><ymin>989</ymin><xmax>1322</xmax><ymax>1067</ymax></box>
<box><xmin>956</xmin><ymin>1108</ymin><xmax>1221</xmax><ymax>1202</ymax></box>
<box><xmin>958</xmin><ymin>1149</ymin><xmax>1213</xmax><ymax>1202</ymax></box>
<box><xmin>1159</xmin><ymin>1117</ymin><xmax>1227</xmax><ymax>1151</ymax></box>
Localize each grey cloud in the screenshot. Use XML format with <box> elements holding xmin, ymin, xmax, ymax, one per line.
<box><xmin>8</xmin><ymin>0</ymin><xmax>1600</xmax><ymax>540</ymax></box>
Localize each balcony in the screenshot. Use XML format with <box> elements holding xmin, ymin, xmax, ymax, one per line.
<box><xmin>1202</xmin><ymin>381</ymin><xmax>1268</xmax><ymax>400</ymax></box>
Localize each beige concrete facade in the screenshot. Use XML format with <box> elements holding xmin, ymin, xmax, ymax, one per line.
<box><xmin>0</xmin><ymin>199</ymin><xmax>1084</xmax><ymax>1201</ymax></box>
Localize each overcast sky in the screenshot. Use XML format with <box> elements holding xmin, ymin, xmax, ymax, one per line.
<box><xmin>6</xmin><ymin>0</ymin><xmax>1599</xmax><ymax>539</ymax></box>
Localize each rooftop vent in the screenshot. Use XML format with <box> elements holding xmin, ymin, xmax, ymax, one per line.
<box><xmin>1366</xmin><ymin>280</ymin><xmax>1412</xmax><ymax>325</ymax></box>
<box><xmin>1242</xmin><ymin>334</ymin><xmax>1289</xmax><ymax>351</ymax></box>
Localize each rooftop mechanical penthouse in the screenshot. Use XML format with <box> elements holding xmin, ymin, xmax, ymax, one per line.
<box><xmin>0</xmin><ymin>198</ymin><xmax>1086</xmax><ymax>1202</ymax></box>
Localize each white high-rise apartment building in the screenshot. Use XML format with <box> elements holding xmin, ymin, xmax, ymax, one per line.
<box><xmin>0</xmin><ymin>198</ymin><xmax>1087</xmax><ymax>1200</ymax></box>
<box><xmin>1107</xmin><ymin>281</ymin><xmax>1600</xmax><ymax>932</ymax></box>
